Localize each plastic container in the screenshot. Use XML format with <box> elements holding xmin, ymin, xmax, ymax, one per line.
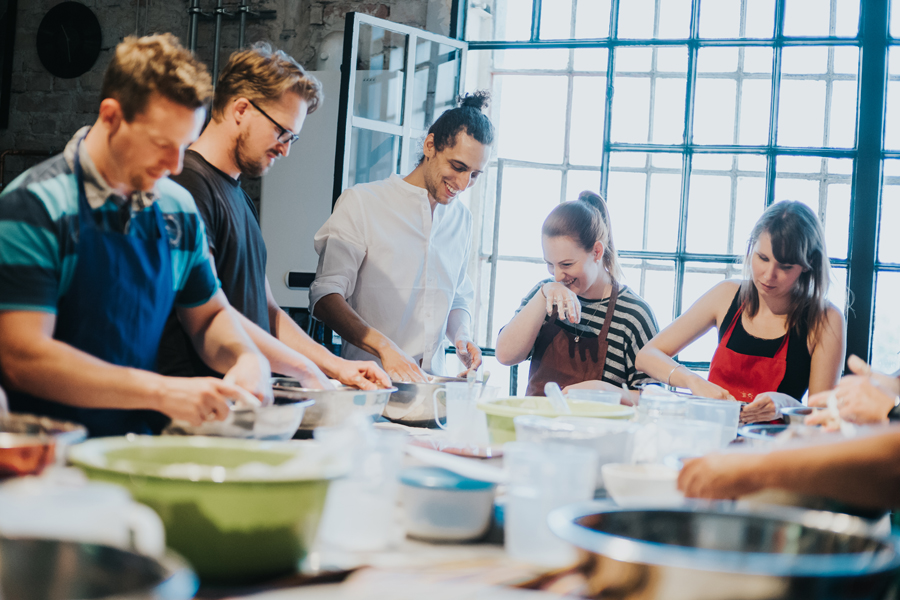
<box><xmin>565</xmin><ymin>389</ymin><xmax>622</xmax><ymax>404</ymax></box>
<box><xmin>399</xmin><ymin>466</ymin><xmax>496</xmax><ymax>542</ymax></box>
<box><xmin>635</xmin><ymin>392</ymin><xmax>688</xmax><ymax>424</ymax></box>
<box><xmin>632</xmin><ymin>418</ymin><xmax>724</xmax><ymax>464</ymax></box>
<box><xmin>601</xmin><ymin>463</ymin><xmax>683</xmax><ymax>507</ymax></box>
<box><xmin>513</xmin><ymin>415</ymin><xmax>639</xmax><ymax>488</ymax></box>
<box><xmin>686</xmin><ymin>398</ymin><xmax>742</xmax><ymax>446</ymax></box>
<box><xmin>477</xmin><ymin>397</ymin><xmax>633</xmax><ymax>445</ymax></box>
<box><xmin>504</xmin><ymin>441</ymin><xmax>598</xmax><ymax>567</ymax></box>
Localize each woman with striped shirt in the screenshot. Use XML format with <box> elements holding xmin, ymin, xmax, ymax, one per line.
<box><xmin>495</xmin><ymin>191</ymin><xmax>659</xmax><ymax>405</ymax></box>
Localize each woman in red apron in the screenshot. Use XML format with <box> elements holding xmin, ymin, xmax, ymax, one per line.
<box><xmin>496</xmin><ymin>191</ymin><xmax>660</xmax><ymax>405</ymax></box>
<box><xmin>636</xmin><ymin>201</ymin><xmax>845</xmax><ymax>423</ymax></box>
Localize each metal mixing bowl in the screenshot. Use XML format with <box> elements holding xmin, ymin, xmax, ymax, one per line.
<box><xmin>0</xmin><ymin>536</ymin><xmax>197</xmax><ymax>600</ymax></box>
<box><xmin>272</xmin><ymin>378</ymin><xmax>396</xmax><ymax>432</ymax></box>
<box><xmin>549</xmin><ymin>501</ymin><xmax>900</xmax><ymax>600</ymax></box>
<box><xmin>384</xmin><ymin>375</ymin><xmax>467</xmax><ymax>427</ymax></box>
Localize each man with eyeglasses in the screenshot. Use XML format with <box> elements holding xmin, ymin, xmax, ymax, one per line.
<box><xmin>157</xmin><ymin>42</ymin><xmax>391</xmax><ymax>391</ymax></box>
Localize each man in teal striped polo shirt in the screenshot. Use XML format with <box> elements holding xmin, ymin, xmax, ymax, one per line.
<box><xmin>0</xmin><ymin>34</ymin><xmax>271</xmax><ymax>436</ymax></box>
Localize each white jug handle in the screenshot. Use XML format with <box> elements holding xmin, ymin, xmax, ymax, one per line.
<box><xmin>432</xmin><ymin>388</ymin><xmax>448</xmax><ymax>430</ymax></box>
<box><xmin>126</xmin><ymin>502</ymin><xmax>166</xmax><ymax>558</ymax></box>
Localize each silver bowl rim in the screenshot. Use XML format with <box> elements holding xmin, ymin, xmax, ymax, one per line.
<box><xmin>271</xmin><ymin>378</ymin><xmax>398</xmax><ymax>396</ymax></box>
<box><xmin>548</xmin><ymin>500</ymin><xmax>900</xmax><ymax>577</ymax></box>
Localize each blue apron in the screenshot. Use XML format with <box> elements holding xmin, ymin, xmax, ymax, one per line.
<box><xmin>8</xmin><ymin>142</ymin><xmax>174</xmax><ymax>436</ymax></box>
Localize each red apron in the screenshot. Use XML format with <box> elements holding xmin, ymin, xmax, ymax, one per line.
<box><xmin>708</xmin><ymin>304</ymin><xmax>789</xmax><ymax>407</ymax></box>
<box><xmin>525</xmin><ymin>283</ymin><xmax>619</xmax><ymax>397</ymax></box>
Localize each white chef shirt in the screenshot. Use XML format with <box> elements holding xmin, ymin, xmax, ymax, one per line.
<box><xmin>309</xmin><ymin>174</ymin><xmax>474</xmax><ymax>375</ymax></box>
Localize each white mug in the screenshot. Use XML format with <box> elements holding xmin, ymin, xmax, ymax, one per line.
<box><xmin>0</xmin><ymin>470</ymin><xmax>165</xmax><ymax>557</ymax></box>
<box><xmin>432</xmin><ymin>382</ymin><xmax>485</xmax><ymax>445</ymax></box>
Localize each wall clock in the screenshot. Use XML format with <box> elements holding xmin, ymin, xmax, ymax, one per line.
<box><xmin>36</xmin><ymin>2</ymin><xmax>101</xmax><ymax>79</ymax></box>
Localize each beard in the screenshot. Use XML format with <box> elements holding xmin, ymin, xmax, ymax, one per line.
<box><xmin>233</xmin><ymin>130</ymin><xmax>268</xmax><ymax>178</ymax></box>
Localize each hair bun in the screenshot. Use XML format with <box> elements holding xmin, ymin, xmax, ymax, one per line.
<box><xmin>458</xmin><ymin>90</ymin><xmax>490</xmax><ymax>111</ymax></box>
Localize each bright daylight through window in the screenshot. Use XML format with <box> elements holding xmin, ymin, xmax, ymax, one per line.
<box><xmin>456</xmin><ymin>0</ymin><xmax>898</xmax><ymax>394</ymax></box>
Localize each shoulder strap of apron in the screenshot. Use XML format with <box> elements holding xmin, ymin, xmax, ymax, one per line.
<box><xmin>594</xmin><ymin>282</ymin><xmax>620</xmax><ymax>371</ymax></box>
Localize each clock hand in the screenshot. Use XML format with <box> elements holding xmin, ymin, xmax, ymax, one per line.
<box><xmin>60</xmin><ymin>24</ymin><xmax>72</xmax><ymax>63</ymax></box>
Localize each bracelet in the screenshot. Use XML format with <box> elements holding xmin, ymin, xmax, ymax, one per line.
<box><xmin>666</xmin><ymin>364</ymin><xmax>684</xmax><ymax>387</ymax></box>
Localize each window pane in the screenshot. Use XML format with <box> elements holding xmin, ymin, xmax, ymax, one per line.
<box><xmin>411</xmin><ymin>41</ymin><xmax>461</xmax><ymax>131</ymax></box>
<box><xmin>618</xmin><ymin>0</ymin><xmax>691</xmax><ymax>39</ymax></box>
<box><xmin>495</xmin><ymin>74</ymin><xmax>568</xmax><ymax>163</ymax></box>
<box><xmin>679</xmin><ymin>261</ymin><xmax>743</xmax><ymax>363</ymax></box>
<box><xmin>570</xmin><ymin>74</ymin><xmax>608</xmax><ymax>166</ymax></box>
<box><xmin>495</xmin><ymin>47</ymin><xmax>569</xmax><ymax>71</ymax></box>
<box><xmin>829</xmin><ymin>266</ymin><xmax>848</xmax><ymax>314</ymax></box>
<box><xmin>466</xmin><ymin>0</ymin><xmax>533</xmax><ymax>42</ymax></box>
<box><xmin>698</xmin><ymin>0</ymin><xmax>741</xmax><ymax>39</ymax></box>
<box><xmin>880</xmin><ymin>160</ymin><xmax>900</xmax><ymax>263</ymax></box>
<box><xmin>835</xmin><ymin>0</ymin><xmax>861</xmax><ymax>37</ymax></box>
<box><xmin>893</xmin><ymin>0</ymin><xmax>900</xmax><ymax>39</ymax></box>
<box><xmin>540</xmin><ymin>0</ymin><xmax>572</xmax><ymax>39</ymax></box>
<box><xmin>621</xmin><ymin>259</ymin><xmax>677</xmax><ymax>328</ymax></box>
<box><xmin>783</xmin><ymin>0</ymin><xmax>832</xmax><ymax>37</ymax></box>
<box><xmin>574</xmin><ymin>0</ymin><xmax>612</xmax><ymax>39</ymax></box>
<box><xmin>611</xmin><ymin>48</ymin><xmax>688</xmax><ymax>144</ymax></box>
<box><xmin>497</xmin><ymin>167</ymin><xmax>562</xmax><ymax>258</ymax></box>
<box><xmin>778</xmin><ymin>81</ymin><xmax>826</xmax><ymax>147</ymax></box>
<box><xmin>574</xmin><ymin>48</ymin><xmax>609</xmax><ymax>72</ymax></box>
<box><xmin>565</xmin><ymin>169</ymin><xmax>602</xmax><ymax>199</ymax></box>
<box><xmin>606</xmin><ymin>152</ymin><xmax>684</xmax><ymax>253</ymax></box>
<box><xmin>491</xmin><ymin>260</ymin><xmax>554</xmax><ymax>343</ymax></box>
<box><xmin>884</xmin><ymin>48</ymin><xmax>900</xmax><ymax>150</ymax></box>
<box><xmin>348</xmin><ymin>128</ymin><xmax>400</xmax><ymax>186</ymax></box>
<box><xmin>353</xmin><ymin>25</ymin><xmax>407</xmax><ymax>124</ymax></box>
<box><xmin>687</xmin><ymin>154</ymin><xmax>767</xmax><ymax>255</ymax></box>
<box><xmin>745</xmin><ymin>0</ymin><xmax>777</xmax><ymax>38</ymax></box>
<box><xmin>774</xmin><ymin>157</ymin><xmax>853</xmax><ymax>259</ymax></box>
<box><xmin>872</xmin><ymin>271</ymin><xmax>900</xmax><ymax>373</ymax></box>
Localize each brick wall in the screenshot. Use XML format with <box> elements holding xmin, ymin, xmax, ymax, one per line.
<box><xmin>0</xmin><ymin>0</ymin><xmax>451</xmax><ymax>190</ymax></box>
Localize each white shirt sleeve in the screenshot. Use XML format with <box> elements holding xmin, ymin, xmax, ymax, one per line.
<box><xmin>449</xmin><ymin>217</ymin><xmax>474</xmax><ymax>317</ymax></box>
<box><xmin>309</xmin><ymin>189</ymin><xmax>367</xmax><ymax>315</ymax></box>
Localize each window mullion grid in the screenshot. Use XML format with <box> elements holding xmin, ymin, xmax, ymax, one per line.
<box><xmin>674</xmin><ymin>0</ymin><xmax>702</xmax><ymax>321</ymax></box>
<box><xmin>485</xmin><ymin>159</ymin><xmax>504</xmax><ymax>348</ymax></box>
<box><xmin>599</xmin><ymin>0</ymin><xmax>621</xmax><ymax>199</ymax></box>
<box><xmin>765</xmin><ymin>0</ymin><xmax>787</xmax><ymax>210</ymax></box>
<box><xmin>531</xmin><ymin>0</ymin><xmax>542</xmax><ymax>42</ymax></box>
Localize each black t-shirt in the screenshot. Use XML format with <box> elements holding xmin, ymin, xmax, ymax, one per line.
<box><xmin>718</xmin><ymin>290</ymin><xmax>812</xmax><ymax>400</ymax></box>
<box><xmin>156</xmin><ymin>150</ymin><xmax>269</xmax><ymax>378</ymax></box>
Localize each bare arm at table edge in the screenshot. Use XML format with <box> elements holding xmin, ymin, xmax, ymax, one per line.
<box><xmin>495</xmin><ymin>284</ymin><xmax>551</xmax><ymax>365</ymax></box>
<box><xmin>313</xmin><ymin>292</ymin><xmax>427</xmax><ymax>383</ymax></box>
<box><xmin>678</xmin><ymin>426</ymin><xmax>900</xmax><ymax>509</ymax></box>
<box><xmin>0</xmin><ymin>299</ymin><xmax>265</xmax><ymax>425</ymax></box>
<box><xmin>636</xmin><ymin>280</ymin><xmax>739</xmax><ymax>400</ymax></box>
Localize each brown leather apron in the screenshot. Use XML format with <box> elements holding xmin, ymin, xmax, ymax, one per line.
<box><xmin>525</xmin><ymin>283</ymin><xmax>619</xmax><ymax>396</ymax></box>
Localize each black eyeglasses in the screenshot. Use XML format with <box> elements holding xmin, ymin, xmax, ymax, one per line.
<box><xmin>247</xmin><ymin>99</ymin><xmax>300</xmax><ymax>145</ymax></box>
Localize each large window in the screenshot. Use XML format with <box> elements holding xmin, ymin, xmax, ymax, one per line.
<box><xmin>459</xmin><ymin>0</ymin><xmax>892</xmax><ymax>392</ymax></box>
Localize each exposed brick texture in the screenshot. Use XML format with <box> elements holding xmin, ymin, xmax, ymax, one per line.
<box><xmin>1</xmin><ymin>0</ymin><xmax>450</xmax><ymax>194</ymax></box>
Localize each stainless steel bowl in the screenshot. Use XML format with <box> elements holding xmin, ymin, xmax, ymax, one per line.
<box><xmin>781</xmin><ymin>406</ymin><xmax>826</xmax><ymax>425</ymax></box>
<box><xmin>384</xmin><ymin>375</ymin><xmax>467</xmax><ymax>427</ymax></box>
<box><xmin>272</xmin><ymin>378</ymin><xmax>396</xmax><ymax>432</ymax></box>
<box><xmin>0</xmin><ymin>536</ymin><xmax>197</xmax><ymax>600</ymax></box>
<box><xmin>549</xmin><ymin>501</ymin><xmax>900</xmax><ymax>600</ymax></box>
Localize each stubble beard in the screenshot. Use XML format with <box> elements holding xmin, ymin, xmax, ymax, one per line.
<box><xmin>233</xmin><ymin>130</ymin><xmax>267</xmax><ymax>178</ymax></box>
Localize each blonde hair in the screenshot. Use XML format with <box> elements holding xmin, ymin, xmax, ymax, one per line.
<box><xmin>542</xmin><ymin>190</ymin><xmax>625</xmax><ymax>283</ymax></box>
<box><xmin>212</xmin><ymin>42</ymin><xmax>322</xmax><ymax>121</ymax></box>
<box><xmin>101</xmin><ymin>34</ymin><xmax>212</xmax><ymax>122</ymax></box>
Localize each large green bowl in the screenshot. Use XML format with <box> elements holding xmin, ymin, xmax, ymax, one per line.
<box><xmin>68</xmin><ymin>436</ymin><xmax>343</xmax><ymax>584</ymax></box>
<box><xmin>477</xmin><ymin>396</ymin><xmax>634</xmax><ymax>444</ymax></box>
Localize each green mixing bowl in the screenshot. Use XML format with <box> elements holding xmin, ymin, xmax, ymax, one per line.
<box><xmin>477</xmin><ymin>396</ymin><xmax>635</xmax><ymax>444</ymax></box>
<box><xmin>68</xmin><ymin>436</ymin><xmax>343</xmax><ymax>584</ymax></box>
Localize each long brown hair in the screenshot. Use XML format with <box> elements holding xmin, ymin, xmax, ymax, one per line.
<box><xmin>740</xmin><ymin>201</ymin><xmax>832</xmax><ymax>341</ymax></box>
<box><xmin>542</xmin><ymin>190</ymin><xmax>625</xmax><ymax>282</ymax></box>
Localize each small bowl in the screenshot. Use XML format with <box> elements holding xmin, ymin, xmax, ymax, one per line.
<box><xmin>0</xmin><ymin>433</ymin><xmax>55</xmax><ymax>478</ymax></box>
<box><xmin>399</xmin><ymin>466</ymin><xmax>496</xmax><ymax>542</ymax></box>
<box><xmin>600</xmin><ymin>463</ymin><xmax>683</xmax><ymax>507</ymax></box>
<box><xmin>781</xmin><ymin>405</ymin><xmax>826</xmax><ymax>425</ymax></box>
<box><xmin>0</xmin><ymin>413</ymin><xmax>86</xmax><ymax>465</ymax></box>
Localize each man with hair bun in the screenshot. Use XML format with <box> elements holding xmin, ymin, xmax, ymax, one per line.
<box><xmin>311</xmin><ymin>92</ymin><xmax>495</xmax><ymax>382</ymax></box>
<box><xmin>0</xmin><ymin>34</ymin><xmax>271</xmax><ymax>436</ymax></box>
<box><xmin>157</xmin><ymin>42</ymin><xmax>390</xmax><ymax>391</ymax></box>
